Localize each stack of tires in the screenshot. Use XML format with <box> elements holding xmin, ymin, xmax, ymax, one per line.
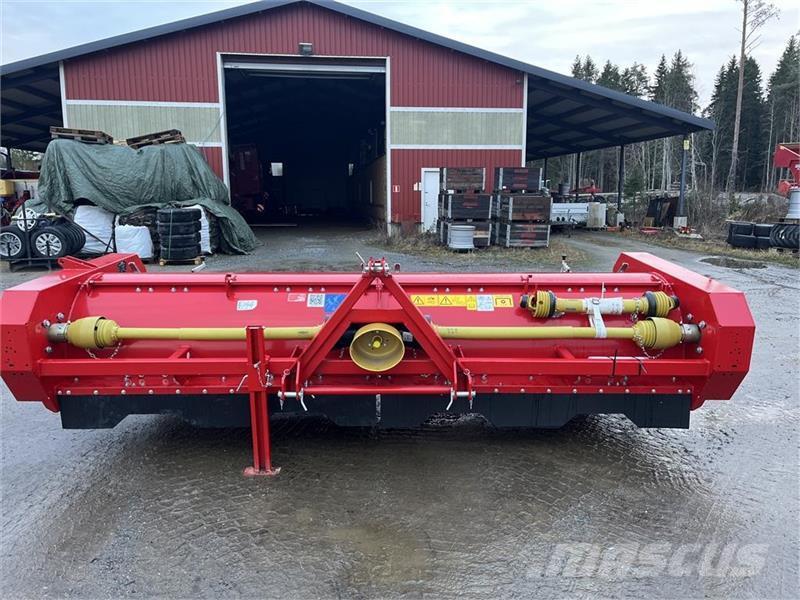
<box><xmin>0</xmin><ymin>218</ymin><xmax>86</xmax><ymax>261</ymax></box>
<box><xmin>727</xmin><ymin>221</ymin><xmax>771</xmax><ymax>249</ymax></box>
<box><xmin>770</xmin><ymin>223</ymin><xmax>799</xmax><ymax>250</ymax></box>
<box><xmin>157</xmin><ymin>208</ymin><xmax>202</xmax><ymax>262</ymax></box>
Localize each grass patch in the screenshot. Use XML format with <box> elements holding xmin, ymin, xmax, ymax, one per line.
<box><xmin>625</xmin><ymin>230</ymin><xmax>799</xmax><ymax>268</ymax></box>
<box><xmin>371</xmin><ymin>230</ymin><xmax>589</xmax><ymax>271</ymax></box>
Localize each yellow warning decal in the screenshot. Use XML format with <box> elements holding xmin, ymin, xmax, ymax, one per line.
<box><xmin>411</xmin><ymin>295</ymin><xmax>438</xmax><ymax>306</ymax></box>
<box><xmin>446</xmin><ymin>295</ymin><xmax>468</xmax><ymax>307</ymax></box>
<box><xmin>493</xmin><ymin>295</ymin><xmax>514</xmax><ymax>308</ymax></box>
<box><xmin>413</xmin><ymin>294</ymin><xmax>515</xmax><ymax>308</ymax></box>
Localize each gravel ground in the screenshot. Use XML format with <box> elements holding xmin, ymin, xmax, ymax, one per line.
<box><xmin>1</xmin><ymin>226</ymin><xmax>797</xmax><ymax>599</ymax></box>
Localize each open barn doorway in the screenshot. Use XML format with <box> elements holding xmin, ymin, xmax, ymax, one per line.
<box><xmin>222</xmin><ymin>56</ymin><xmax>387</xmax><ymax>229</ymax></box>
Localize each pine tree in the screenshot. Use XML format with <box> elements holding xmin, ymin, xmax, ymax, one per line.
<box><xmin>725</xmin><ymin>0</ymin><xmax>779</xmax><ymax>193</ymax></box>
<box><xmin>651</xmin><ymin>56</ymin><xmax>670</xmax><ymax>104</ymax></box>
<box><xmin>597</xmin><ymin>61</ymin><xmax>623</xmax><ymax>90</ymax></box>
<box><xmin>571</xmin><ymin>55</ymin><xmax>584</xmax><ymax>80</ymax></box>
<box><xmin>705</xmin><ymin>58</ymin><xmax>739</xmax><ymax>189</ymax></box>
<box><xmin>704</xmin><ymin>56</ymin><xmax>765</xmax><ymax>190</ymax></box>
<box><xmin>666</xmin><ymin>50</ymin><xmax>697</xmax><ymax>113</ymax></box>
<box><xmin>702</xmin><ymin>60</ymin><xmax>736</xmax><ymax>189</ymax></box>
<box><xmin>737</xmin><ymin>57</ymin><xmax>766</xmax><ymax>189</ymax></box>
<box><xmin>763</xmin><ymin>36</ymin><xmax>800</xmax><ymax>188</ymax></box>
<box><xmin>621</xmin><ymin>63</ymin><xmax>649</xmax><ymax>97</ymax></box>
<box><xmin>582</xmin><ymin>56</ymin><xmax>599</xmax><ymax>83</ymax></box>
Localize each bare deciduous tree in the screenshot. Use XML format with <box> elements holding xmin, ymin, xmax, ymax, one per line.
<box><xmin>725</xmin><ymin>0</ymin><xmax>779</xmax><ymax>193</ymax></box>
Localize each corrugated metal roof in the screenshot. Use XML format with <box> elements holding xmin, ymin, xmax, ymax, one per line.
<box><xmin>0</xmin><ymin>0</ymin><xmax>712</xmax><ymax>154</ymax></box>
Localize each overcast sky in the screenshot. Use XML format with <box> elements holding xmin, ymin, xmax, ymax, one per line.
<box><xmin>1</xmin><ymin>0</ymin><xmax>797</xmax><ymax>106</ymax></box>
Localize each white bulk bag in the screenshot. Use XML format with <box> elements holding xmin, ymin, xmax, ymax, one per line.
<box><xmin>74</xmin><ymin>205</ymin><xmax>114</xmax><ymax>254</ymax></box>
<box><xmin>114</xmin><ymin>224</ymin><xmax>154</xmax><ymax>260</ymax></box>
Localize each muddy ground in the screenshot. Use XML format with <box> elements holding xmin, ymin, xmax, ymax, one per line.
<box><xmin>1</xmin><ymin>227</ymin><xmax>798</xmax><ymax>599</ymax></box>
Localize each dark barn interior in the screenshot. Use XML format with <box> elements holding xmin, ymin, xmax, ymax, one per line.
<box><xmin>223</xmin><ymin>65</ymin><xmax>386</xmax><ymax>225</ymax></box>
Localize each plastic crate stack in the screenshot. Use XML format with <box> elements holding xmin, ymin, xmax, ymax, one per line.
<box><xmin>492</xmin><ymin>167</ymin><xmax>552</xmax><ymax>248</ymax></box>
<box><xmin>437</xmin><ymin>167</ymin><xmax>492</xmax><ymax>248</ymax></box>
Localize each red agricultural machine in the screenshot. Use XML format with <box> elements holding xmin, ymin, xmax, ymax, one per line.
<box><xmin>774</xmin><ymin>142</ymin><xmax>800</xmax><ymax>199</ymax></box>
<box><xmin>0</xmin><ymin>253</ymin><xmax>754</xmax><ymax>476</ymax></box>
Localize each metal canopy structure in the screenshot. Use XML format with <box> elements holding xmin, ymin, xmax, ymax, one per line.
<box><xmin>0</xmin><ymin>0</ymin><xmax>712</xmax><ymax>154</ymax></box>
<box><xmin>1</xmin><ymin>63</ymin><xmax>62</xmax><ymax>152</ymax></box>
<box><xmin>525</xmin><ymin>75</ymin><xmax>708</xmax><ymax>160</ymax></box>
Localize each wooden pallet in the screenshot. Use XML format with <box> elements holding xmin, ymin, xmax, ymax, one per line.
<box><xmin>494</xmin><ymin>167</ymin><xmax>543</xmax><ymax>193</ymax></box>
<box><xmin>493</xmin><ymin>193</ymin><xmax>551</xmax><ymax>222</ymax></box>
<box><xmin>440</xmin><ymin>167</ymin><xmax>486</xmax><ymax>193</ymax></box>
<box><xmin>158</xmin><ymin>255</ymin><xmax>204</xmax><ymax>267</ymax></box>
<box><xmin>492</xmin><ymin>222</ymin><xmax>551</xmax><ymax>248</ymax></box>
<box><xmin>439</xmin><ymin>193</ymin><xmax>493</xmax><ymax>220</ymax></box>
<box><xmin>50</xmin><ymin>126</ymin><xmax>113</xmax><ymax>144</ymax></box>
<box><xmin>126</xmin><ymin>129</ymin><xmax>185</xmax><ymax>149</ymax></box>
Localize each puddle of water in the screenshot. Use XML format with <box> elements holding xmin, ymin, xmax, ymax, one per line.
<box><xmin>700</xmin><ymin>256</ymin><xmax>767</xmax><ymax>269</ymax></box>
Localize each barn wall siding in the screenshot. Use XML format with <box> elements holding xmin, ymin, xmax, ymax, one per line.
<box><xmin>62</xmin><ymin>2</ymin><xmax>525</xmax><ymax>225</ymax></box>
<box><xmin>390</xmin><ymin>149</ymin><xmax>522</xmax><ymax>222</ymax></box>
<box><xmin>65</xmin><ymin>103</ymin><xmax>222</xmax><ymax>143</ymax></box>
<box><xmin>64</xmin><ymin>3</ymin><xmax>522</xmax><ymax>108</ymax></box>
<box><xmin>390</xmin><ymin>110</ymin><xmax>524</xmax><ymax>146</ymax></box>
<box><xmin>197</xmin><ymin>146</ymin><xmax>224</xmax><ymax>179</ymax></box>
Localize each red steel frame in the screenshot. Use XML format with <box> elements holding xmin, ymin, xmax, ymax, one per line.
<box><xmin>0</xmin><ymin>253</ymin><xmax>755</xmax><ymax>474</ymax></box>
<box><xmin>774</xmin><ymin>143</ymin><xmax>800</xmax><ymax>197</ymax></box>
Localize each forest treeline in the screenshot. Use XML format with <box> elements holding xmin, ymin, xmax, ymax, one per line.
<box><xmin>539</xmin><ymin>36</ymin><xmax>799</xmax><ymax>207</ymax></box>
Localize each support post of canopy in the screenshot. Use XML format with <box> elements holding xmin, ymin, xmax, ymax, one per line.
<box><xmin>617</xmin><ymin>145</ymin><xmax>625</xmax><ymax>212</ymax></box>
<box><xmin>675</xmin><ymin>135</ymin><xmax>689</xmax><ymax>228</ymax></box>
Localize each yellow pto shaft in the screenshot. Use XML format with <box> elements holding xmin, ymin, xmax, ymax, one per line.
<box><xmin>435</xmin><ymin>317</ymin><xmax>696</xmax><ymax>350</ymax></box>
<box><xmin>522</xmin><ymin>290</ymin><xmax>679</xmax><ymax>319</ymax></box>
<box><xmin>49</xmin><ymin>316</ymin><xmax>699</xmax><ymax>352</ymax></box>
<box><xmin>48</xmin><ymin>317</ymin><xmax>320</xmax><ymax>350</ymax></box>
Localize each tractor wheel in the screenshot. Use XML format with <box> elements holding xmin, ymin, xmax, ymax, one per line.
<box><xmin>160</xmin><ymin>245</ymin><xmax>200</xmax><ymax>261</ymax></box>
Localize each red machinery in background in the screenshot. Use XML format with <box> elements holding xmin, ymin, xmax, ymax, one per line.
<box><xmin>0</xmin><ymin>253</ymin><xmax>754</xmax><ymax>476</ymax></box>
<box><xmin>774</xmin><ymin>143</ymin><xmax>800</xmax><ymax>198</ymax></box>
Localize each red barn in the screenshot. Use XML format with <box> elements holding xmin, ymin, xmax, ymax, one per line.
<box><xmin>0</xmin><ymin>0</ymin><xmax>711</xmax><ymax>232</ymax></box>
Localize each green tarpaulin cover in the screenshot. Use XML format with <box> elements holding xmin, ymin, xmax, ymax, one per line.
<box><xmin>36</xmin><ymin>139</ymin><xmax>256</xmax><ymax>254</ymax></box>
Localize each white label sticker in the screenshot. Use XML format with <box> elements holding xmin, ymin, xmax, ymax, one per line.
<box><xmin>307</xmin><ymin>293</ymin><xmax>325</xmax><ymax>308</ymax></box>
<box><xmin>236</xmin><ymin>299</ymin><xmax>258</xmax><ymax>311</ymax></box>
<box><xmin>476</xmin><ymin>295</ymin><xmax>495</xmax><ymax>312</ymax></box>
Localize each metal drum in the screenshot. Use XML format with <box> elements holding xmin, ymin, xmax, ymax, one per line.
<box><xmin>787</xmin><ymin>188</ymin><xmax>800</xmax><ymax>219</ymax></box>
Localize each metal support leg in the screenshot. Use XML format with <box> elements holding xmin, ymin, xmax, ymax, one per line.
<box><xmin>574</xmin><ymin>152</ymin><xmax>581</xmax><ymax>201</ymax></box>
<box><xmin>617</xmin><ymin>145</ymin><xmax>625</xmax><ymax>211</ymax></box>
<box><xmin>243</xmin><ymin>326</ymin><xmax>280</xmax><ymax>477</ymax></box>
